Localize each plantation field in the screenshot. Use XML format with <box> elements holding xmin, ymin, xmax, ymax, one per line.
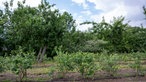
<box><xmin>1</xmin><ymin>52</ymin><xmax>146</xmax><ymax>82</ymax></box>
<box><xmin>0</xmin><ymin>0</ymin><xmax>146</xmax><ymax>82</ymax></box>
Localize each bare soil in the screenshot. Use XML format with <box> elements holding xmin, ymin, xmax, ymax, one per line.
<box><xmin>1</xmin><ymin>68</ymin><xmax>146</xmax><ymax>82</ymax></box>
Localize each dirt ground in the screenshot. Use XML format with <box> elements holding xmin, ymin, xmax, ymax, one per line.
<box><xmin>0</xmin><ymin>68</ymin><xmax>146</xmax><ymax>82</ymax></box>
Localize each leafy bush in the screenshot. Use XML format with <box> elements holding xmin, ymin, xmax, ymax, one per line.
<box><xmin>48</xmin><ymin>66</ymin><xmax>57</xmax><ymax>80</ymax></box>
<box><xmin>55</xmin><ymin>48</ymin><xmax>98</xmax><ymax>78</ymax></box>
<box><xmin>81</xmin><ymin>40</ymin><xmax>108</xmax><ymax>53</ymax></box>
<box><xmin>0</xmin><ymin>56</ymin><xmax>10</xmax><ymax>73</ymax></box>
<box><xmin>0</xmin><ymin>57</ymin><xmax>5</xmax><ymax>72</ymax></box>
<box><xmin>72</xmin><ymin>52</ymin><xmax>97</xmax><ymax>77</ymax></box>
<box><xmin>129</xmin><ymin>53</ymin><xmax>144</xmax><ymax>76</ymax></box>
<box><xmin>99</xmin><ymin>54</ymin><xmax>120</xmax><ymax>76</ymax></box>
<box><xmin>8</xmin><ymin>47</ymin><xmax>35</xmax><ymax>81</ymax></box>
<box><xmin>55</xmin><ymin>46</ymin><xmax>74</xmax><ymax>77</ymax></box>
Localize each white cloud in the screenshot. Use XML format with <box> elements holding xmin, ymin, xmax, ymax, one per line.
<box><xmin>87</xmin><ymin>0</ymin><xmax>121</xmax><ymax>12</ymax></box>
<box><xmin>90</xmin><ymin>4</ymin><xmax>127</xmax><ymax>23</ymax></box>
<box><xmin>23</xmin><ymin>0</ymin><xmax>41</xmax><ymax>7</ymax></box>
<box><xmin>81</xmin><ymin>10</ymin><xmax>92</xmax><ymax>16</ymax></box>
<box><xmin>73</xmin><ymin>14</ymin><xmax>92</xmax><ymax>31</ymax></box>
<box><xmin>71</xmin><ymin>0</ymin><xmax>88</xmax><ymax>9</ymax></box>
<box><xmin>77</xmin><ymin>24</ymin><xmax>92</xmax><ymax>31</ymax></box>
<box><xmin>87</xmin><ymin>0</ymin><xmax>146</xmax><ymax>27</ymax></box>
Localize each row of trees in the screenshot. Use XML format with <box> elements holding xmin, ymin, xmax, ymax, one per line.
<box><xmin>81</xmin><ymin>17</ymin><xmax>146</xmax><ymax>53</ymax></box>
<box><xmin>0</xmin><ymin>0</ymin><xmax>146</xmax><ymax>60</ymax></box>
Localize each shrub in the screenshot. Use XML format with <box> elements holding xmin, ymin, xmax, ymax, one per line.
<box><xmin>8</xmin><ymin>47</ymin><xmax>35</xmax><ymax>81</ymax></box>
<box><xmin>72</xmin><ymin>52</ymin><xmax>97</xmax><ymax>78</ymax></box>
<box><xmin>129</xmin><ymin>52</ymin><xmax>144</xmax><ymax>76</ymax></box>
<box><xmin>0</xmin><ymin>57</ymin><xmax>5</xmax><ymax>72</ymax></box>
<box><xmin>99</xmin><ymin>54</ymin><xmax>120</xmax><ymax>76</ymax></box>
<box><xmin>0</xmin><ymin>56</ymin><xmax>10</xmax><ymax>73</ymax></box>
<box><xmin>55</xmin><ymin>48</ymin><xmax>74</xmax><ymax>77</ymax></box>
<box><xmin>55</xmin><ymin>49</ymin><xmax>98</xmax><ymax>78</ymax></box>
<box><xmin>48</xmin><ymin>66</ymin><xmax>57</xmax><ymax>80</ymax></box>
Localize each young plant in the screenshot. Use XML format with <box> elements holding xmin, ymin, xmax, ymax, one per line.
<box><xmin>129</xmin><ymin>53</ymin><xmax>144</xmax><ymax>76</ymax></box>
<box><xmin>0</xmin><ymin>57</ymin><xmax>5</xmax><ymax>73</ymax></box>
<box><xmin>0</xmin><ymin>56</ymin><xmax>11</xmax><ymax>73</ymax></box>
<box><xmin>8</xmin><ymin>47</ymin><xmax>35</xmax><ymax>81</ymax></box>
<box><xmin>72</xmin><ymin>52</ymin><xmax>97</xmax><ymax>78</ymax></box>
<box><xmin>55</xmin><ymin>47</ymin><xmax>97</xmax><ymax>78</ymax></box>
<box><xmin>99</xmin><ymin>54</ymin><xmax>120</xmax><ymax>77</ymax></box>
<box><xmin>48</xmin><ymin>66</ymin><xmax>57</xmax><ymax>80</ymax></box>
<box><xmin>55</xmin><ymin>47</ymin><xmax>74</xmax><ymax>77</ymax></box>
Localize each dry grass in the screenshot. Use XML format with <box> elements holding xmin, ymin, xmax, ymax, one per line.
<box><xmin>27</xmin><ymin>67</ymin><xmax>50</xmax><ymax>75</ymax></box>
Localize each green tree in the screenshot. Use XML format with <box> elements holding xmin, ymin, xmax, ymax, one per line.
<box><xmin>81</xmin><ymin>17</ymin><xmax>128</xmax><ymax>53</ymax></box>
<box><xmin>3</xmin><ymin>0</ymin><xmax>76</xmax><ymax>61</ymax></box>
<box><xmin>0</xmin><ymin>9</ymin><xmax>7</xmax><ymax>56</ymax></box>
<box><xmin>107</xmin><ymin>17</ymin><xmax>128</xmax><ymax>52</ymax></box>
<box><xmin>124</xmin><ymin>26</ymin><xmax>146</xmax><ymax>52</ymax></box>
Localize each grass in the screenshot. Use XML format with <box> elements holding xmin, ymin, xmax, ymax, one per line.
<box><xmin>27</xmin><ymin>67</ymin><xmax>50</xmax><ymax>75</ymax></box>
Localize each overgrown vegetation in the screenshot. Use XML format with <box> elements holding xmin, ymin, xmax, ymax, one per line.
<box><xmin>0</xmin><ymin>0</ymin><xmax>146</xmax><ymax>81</ymax></box>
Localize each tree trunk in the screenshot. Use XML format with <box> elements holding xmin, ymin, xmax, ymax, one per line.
<box><xmin>37</xmin><ymin>46</ymin><xmax>47</xmax><ymax>63</ymax></box>
<box><xmin>37</xmin><ymin>47</ymin><xmax>42</xmax><ymax>63</ymax></box>
<box><xmin>39</xmin><ymin>46</ymin><xmax>47</xmax><ymax>62</ymax></box>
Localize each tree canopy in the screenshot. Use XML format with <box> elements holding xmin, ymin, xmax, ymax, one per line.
<box><xmin>0</xmin><ymin>0</ymin><xmax>146</xmax><ymax>60</ymax></box>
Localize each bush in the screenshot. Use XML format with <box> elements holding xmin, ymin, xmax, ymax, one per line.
<box><xmin>55</xmin><ymin>48</ymin><xmax>74</xmax><ymax>77</ymax></box>
<box><xmin>72</xmin><ymin>52</ymin><xmax>97</xmax><ymax>78</ymax></box>
<box><xmin>0</xmin><ymin>56</ymin><xmax>10</xmax><ymax>73</ymax></box>
<box><xmin>0</xmin><ymin>57</ymin><xmax>5</xmax><ymax>72</ymax></box>
<box><xmin>129</xmin><ymin>52</ymin><xmax>144</xmax><ymax>76</ymax></box>
<box><xmin>8</xmin><ymin>47</ymin><xmax>35</xmax><ymax>81</ymax></box>
<box><xmin>55</xmin><ymin>48</ymin><xmax>98</xmax><ymax>78</ymax></box>
<box><xmin>99</xmin><ymin>54</ymin><xmax>120</xmax><ymax>76</ymax></box>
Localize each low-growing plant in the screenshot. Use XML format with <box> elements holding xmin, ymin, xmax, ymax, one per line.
<box><xmin>72</xmin><ymin>52</ymin><xmax>97</xmax><ymax>78</ymax></box>
<box><xmin>99</xmin><ymin>54</ymin><xmax>120</xmax><ymax>77</ymax></box>
<box><xmin>0</xmin><ymin>57</ymin><xmax>5</xmax><ymax>73</ymax></box>
<box><xmin>129</xmin><ymin>52</ymin><xmax>144</xmax><ymax>76</ymax></box>
<box><xmin>55</xmin><ymin>47</ymin><xmax>98</xmax><ymax>78</ymax></box>
<box><xmin>55</xmin><ymin>47</ymin><xmax>74</xmax><ymax>77</ymax></box>
<box><xmin>8</xmin><ymin>47</ymin><xmax>35</xmax><ymax>81</ymax></box>
<box><xmin>48</xmin><ymin>66</ymin><xmax>57</xmax><ymax>80</ymax></box>
<box><xmin>0</xmin><ymin>56</ymin><xmax>10</xmax><ymax>73</ymax></box>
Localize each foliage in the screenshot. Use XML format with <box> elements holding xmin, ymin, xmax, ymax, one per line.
<box><xmin>129</xmin><ymin>52</ymin><xmax>144</xmax><ymax>76</ymax></box>
<box><xmin>99</xmin><ymin>54</ymin><xmax>120</xmax><ymax>76</ymax></box>
<box><xmin>0</xmin><ymin>0</ymin><xmax>146</xmax><ymax>61</ymax></box>
<box><xmin>8</xmin><ymin>47</ymin><xmax>35</xmax><ymax>81</ymax></box>
<box><xmin>2</xmin><ymin>0</ymin><xmax>76</xmax><ymax>59</ymax></box>
<box><xmin>123</xmin><ymin>27</ymin><xmax>146</xmax><ymax>52</ymax></box>
<box><xmin>0</xmin><ymin>56</ymin><xmax>11</xmax><ymax>73</ymax></box>
<box><xmin>48</xmin><ymin>66</ymin><xmax>57</xmax><ymax>80</ymax></box>
<box><xmin>72</xmin><ymin>52</ymin><xmax>97</xmax><ymax>77</ymax></box>
<box><xmin>0</xmin><ymin>57</ymin><xmax>5</xmax><ymax>72</ymax></box>
<box><xmin>55</xmin><ymin>47</ymin><xmax>98</xmax><ymax>78</ymax></box>
<box><xmin>0</xmin><ymin>9</ymin><xmax>7</xmax><ymax>56</ymax></box>
<box><xmin>81</xmin><ymin>40</ymin><xmax>108</xmax><ymax>53</ymax></box>
<box><xmin>81</xmin><ymin>16</ymin><xmax>146</xmax><ymax>53</ymax></box>
<box><xmin>54</xmin><ymin>47</ymin><xmax>74</xmax><ymax>77</ymax></box>
<box><xmin>62</xmin><ymin>31</ymin><xmax>87</xmax><ymax>53</ymax></box>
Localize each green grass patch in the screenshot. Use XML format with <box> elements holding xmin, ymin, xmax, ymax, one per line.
<box><xmin>27</xmin><ymin>67</ymin><xmax>49</xmax><ymax>75</ymax></box>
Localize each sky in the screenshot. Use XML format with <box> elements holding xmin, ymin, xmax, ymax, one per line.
<box><xmin>0</xmin><ymin>0</ymin><xmax>146</xmax><ymax>31</ymax></box>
